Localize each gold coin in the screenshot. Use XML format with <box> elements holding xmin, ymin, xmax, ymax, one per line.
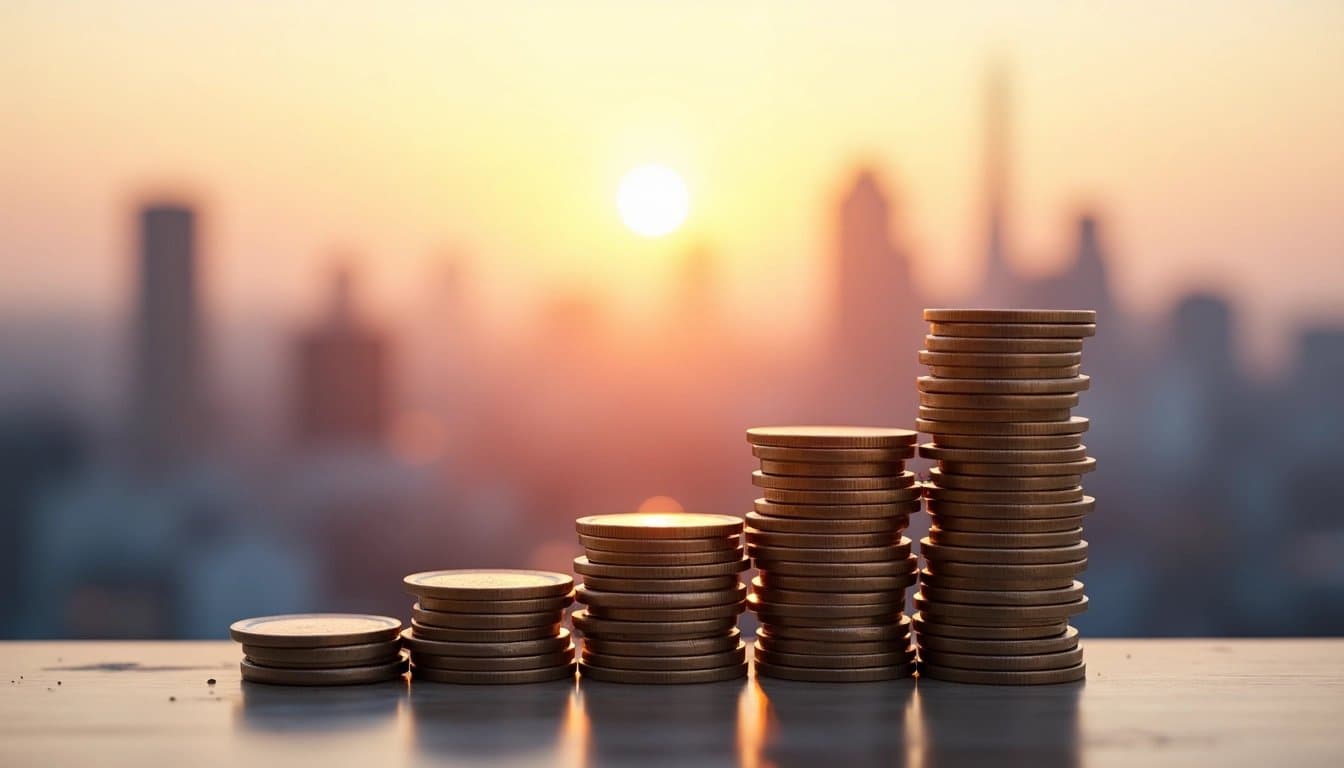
<box><xmin>925</xmin><ymin>335</ymin><xmax>1083</xmax><ymax>354</ymax></box>
<box><xmin>754</xmin><ymin>498</ymin><xmax>918</xmax><ymax>520</ymax></box>
<box><xmin>754</xmin><ymin>555</ymin><xmax>917</xmax><ymax>578</ymax></box>
<box><xmin>761</xmin><ymin>486</ymin><xmax>922</xmax><ymax>505</ymax></box>
<box><xmin>575</xmin><ymin>513</ymin><xmax>743</xmax><ymax>540</ymax></box>
<box><xmin>914</xmin><ymin>594</ymin><xmax>1089</xmax><ymax>623</ymax></box>
<box><xmin>928</xmin><ymin>526</ymin><xmax>1083</xmax><ymax>549</ymax></box>
<box><xmin>400</xmin><ymin>627</ymin><xmax>571</xmax><ymax>657</ymax></box>
<box><xmin>917</xmin><ymin>661</ymin><xmax>1086</xmax><ymax>685</ymax></box>
<box><xmin>920</xmin><ymin>538</ymin><xmax>1089</xmax><ymax>565</ymax></box>
<box><xmin>755</xmin><ymin>571</ymin><xmax>917</xmax><ymax>593</ymax></box>
<box><xmin>578</xmin><ymin>534</ymin><xmax>740</xmax><ymax>553</ymax></box>
<box><xmin>403</xmin><ymin>570</ymin><xmax>574</xmax><ymax>601</ymax></box>
<box><xmin>411</xmin><ymin>662</ymin><xmax>576</xmax><ymax>685</ymax></box>
<box><xmin>754</xmin><ymin>626</ymin><xmax>911</xmax><ymax>656</ymax></box>
<box><xmin>752</xmin><ymin>469</ymin><xmax>915</xmax><ymax>491</ymax></box>
<box><xmin>750</xmin><ymin>576</ymin><xmax>905</xmax><ymax>606</ymax></box>
<box><xmin>418</xmin><ymin>592</ymin><xmax>575</xmax><ymax>614</ymax></box>
<box><xmin>242</xmin><ymin>640</ymin><xmax>402</xmax><ymax>669</ymax></box>
<box><xmin>411</xmin><ymin>646</ymin><xmax>575</xmax><ymax>672</ymax></box>
<box><xmin>918</xmin><ymin>406</ymin><xmax>1074</xmax><ymax>423</ymax></box>
<box><xmin>752</xmin><ymin>444</ymin><xmax>915</xmax><ymax>463</ymax></box>
<box><xmin>928</xmin><ymin>468</ymin><xmax>1081</xmax><ymax>491</ymax></box>
<box><xmin>918</xmin><ymin>416</ymin><xmax>1089</xmax><ymax>436</ymax></box>
<box><xmin>920</xmin><ymin>391</ymin><xmax>1081</xmax><ymax>410</ymax></box>
<box><xmin>927</xmin><ymin>432</ymin><xmax>1083</xmax><ymax>450</ymax></box>
<box><xmin>754</xmin><ymin>659</ymin><xmax>914</xmax><ymax>682</ymax></box>
<box><xmin>938</xmin><ymin>457</ymin><xmax>1097</xmax><ymax>477</ymax></box>
<box><xmin>923</xmin><ymin>309</ymin><xmax>1097</xmax><ymax>324</ymax></box>
<box><xmin>578</xmin><ymin>575</ymin><xmax>740</xmax><ymax>593</ymax></box>
<box><xmin>571</xmin><ymin>609</ymin><xmax>737</xmax><ymax>640</ymax></box>
<box><xmin>751</xmin><ymin>609</ymin><xmax>903</xmax><ymax>628</ymax></box>
<box><xmin>230</xmin><ymin>614</ymin><xmax>403</xmax><ymax>648</ymax></box>
<box><xmin>408</xmin><ymin>620</ymin><xmax>561</xmax><ymax>643</ymax></box>
<box><xmin>926</xmin><ymin>365</ymin><xmax>1081</xmax><ymax>380</ymax></box>
<box><xmin>917</xmin><ymin>375</ymin><xmax>1090</xmax><ymax>395</ymax></box>
<box><xmin>575</xmin><ymin>583</ymin><xmax>746</xmax><ymax>610</ymax></box>
<box><xmin>582</xmin><ymin>546</ymin><xmax>746</xmax><ymax>566</ymax></box>
<box><xmin>923</xmin><ymin>487</ymin><xmax>1085</xmax><ymax>505</ymax></box>
<box><xmin>748</xmin><ymin>541</ymin><xmax>912</xmax><ymax>565</ymax></box>
<box><xmin>921</xmin><ymin>559</ymin><xmax>1087</xmax><ymax>581</ymax></box>
<box><xmin>917</xmin><ymin>581</ymin><xmax>1085</xmax><ymax>607</ymax></box>
<box><xmin>913</xmin><ymin>612</ymin><xmax>1067</xmax><ymax>640</ymax></box>
<box><xmin>579</xmin><ymin>660</ymin><xmax>747</xmax><ymax>684</ymax></box>
<box><xmin>918</xmin><ymin>568</ymin><xmax>1077</xmax><ymax>591</ymax></box>
<box><xmin>745</xmin><ymin>511</ymin><xmax>902</xmax><ymax>534</ymax></box>
<box><xmin>583</xmin><ymin>601</ymin><xmax>745</xmax><ymax>623</ymax></box>
<box><xmin>757</xmin><ymin>460</ymin><xmax>906</xmax><ymax>478</ymax></box>
<box><xmin>914</xmin><ymin>627</ymin><xmax>1079</xmax><ymax>656</ymax></box>
<box><xmin>745</xmin><ymin>528</ymin><xmax>899</xmax><ymax>548</ymax></box>
<box><xmin>573</xmin><ymin>556</ymin><xmax>750</xmax><ymax>580</ymax></box>
<box><xmin>759</xmin><ymin>620</ymin><xmax>910</xmax><ymax>642</ymax></box>
<box><xmin>581</xmin><ymin>643</ymin><xmax>746</xmax><ymax>671</ymax></box>
<box><xmin>581</xmin><ymin>630</ymin><xmax>741</xmax><ymax>657</ymax></box>
<box><xmin>746</xmin><ymin>426</ymin><xmax>918</xmax><ymax>449</ymax></box>
<box><xmin>755</xmin><ymin>643</ymin><xmax>915</xmax><ymax>670</ymax></box>
<box><xmin>927</xmin><ymin>321</ymin><xmax>1096</xmax><ymax>339</ymax></box>
<box><xmin>919</xmin><ymin>350</ymin><xmax>1083</xmax><ymax>368</ymax></box>
<box><xmin>239</xmin><ymin>656</ymin><xmax>408</xmax><ymax>686</ymax></box>
<box><xmin>411</xmin><ymin>604</ymin><xmax>563</xmax><ymax>630</ymax></box>
<box><xmin>928</xmin><ymin>513</ymin><xmax>1085</xmax><ymax>534</ymax></box>
<box><xmin>926</xmin><ymin>496</ymin><xmax>1095</xmax><ymax>519</ymax></box>
<box><xmin>920</xmin><ymin>443</ymin><xmax>1088</xmax><ymax>464</ymax></box>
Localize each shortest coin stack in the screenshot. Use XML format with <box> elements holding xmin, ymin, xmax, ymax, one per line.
<box><xmin>402</xmin><ymin>569</ymin><xmax>577</xmax><ymax>684</ymax></box>
<box><xmin>231</xmin><ymin>613</ymin><xmax>407</xmax><ymax>685</ymax></box>
<box><xmin>573</xmin><ymin>513</ymin><xmax>749</xmax><ymax>684</ymax></box>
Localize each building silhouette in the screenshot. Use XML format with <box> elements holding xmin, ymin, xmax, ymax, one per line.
<box><xmin>979</xmin><ymin>62</ymin><xmax>1016</xmax><ymax>305</ymax></box>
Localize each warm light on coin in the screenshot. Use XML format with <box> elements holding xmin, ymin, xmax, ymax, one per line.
<box><xmin>617</xmin><ymin>164</ymin><xmax>689</xmax><ymax>237</ymax></box>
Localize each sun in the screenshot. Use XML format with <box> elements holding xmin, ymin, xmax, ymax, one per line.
<box><xmin>616</xmin><ymin>164</ymin><xmax>689</xmax><ymax>237</ymax></box>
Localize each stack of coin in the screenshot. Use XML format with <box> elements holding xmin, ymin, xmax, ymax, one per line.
<box><xmin>401</xmin><ymin>569</ymin><xmax>577</xmax><ymax>684</ymax></box>
<box><xmin>914</xmin><ymin>308</ymin><xmax>1095</xmax><ymax>685</ymax></box>
<box><xmin>572</xmin><ymin>513</ymin><xmax>749</xmax><ymax>684</ymax></box>
<box><xmin>231</xmin><ymin>613</ymin><xmax>407</xmax><ymax>685</ymax></box>
<box><xmin>744</xmin><ymin>426</ymin><xmax>921</xmax><ymax>682</ymax></box>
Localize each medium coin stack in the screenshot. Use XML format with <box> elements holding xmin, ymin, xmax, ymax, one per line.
<box><xmin>572</xmin><ymin>513</ymin><xmax>750</xmax><ymax>684</ymax></box>
<box><xmin>913</xmin><ymin>308</ymin><xmax>1096</xmax><ymax>685</ymax></box>
<box><xmin>230</xmin><ymin>613</ymin><xmax>407</xmax><ymax>685</ymax></box>
<box><xmin>744</xmin><ymin>426</ymin><xmax>921</xmax><ymax>682</ymax></box>
<box><xmin>401</xmin><ymin>569</ymin><xmax>577</xmax><ymax>684</ymax></box>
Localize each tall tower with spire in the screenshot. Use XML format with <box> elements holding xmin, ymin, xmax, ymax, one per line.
<box><xmin>979</xmin><ymin>61</ymin><xmax>1018</xmax><ymax>305</ymax></box>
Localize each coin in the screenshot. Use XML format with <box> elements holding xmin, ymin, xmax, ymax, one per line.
<box><xmin>230</xmin><ymin>614</ymin><xmax>403</xmax><ymax>648</ymax></box>
<box><xmin>411</xmin><ymin>604</ymin><xmax>562</xmax><ymax>630</ymax></box>
<box><xmin>400</xmin><ymin>628</ymin><xmax>572</xmax><ymax>657</ymax></box>
<box><xmin>752</xmin><ymin>469</ymin><xmax>916</xmax><ymax>491</ymax></box>
<box><xmin>755</xmin><ymin>571</ymin><xmax>917</xmax><ymax>592</ymax></box>
<box><xmin>917</xmin><ymin>375</ymin><xmax>1091</xmax><ymax>395</ymax></box>
<box><xmin>746</xmin><ymin>426</ymin><xmax>918</xmax><ymax>449</ymax></box>
<box><xmin>408</xmin><ymin>620</ymin><xmax>561</xmax><ymax>643</ymax></box>
<box><xmin>412</xmin><ymin>662</ymin><xmax>576</xmax><ymax>685</ymax></box>
<box><xmin>754</xmin><ymin>498</ymin><xmax>918</xmax><ymax>520</ymax></box>
<box><xmin>917</xmin><ymin>581</ymin><xmax>1085</xmax><ymax>607</ymax></box>
<box><xmin>579</xmin><ymin>660</ymin><xmax>748</xmax><ymax>684</ymax></box>
<box><xmin>754</xmin><ymin>556</ymin><xmax>917</xmax><ymax>578</ymax></box>
<box><xmin>583</xmin><ymin>547</ymin><xmax>746</xmax><ymax>566</ymax></box>
<box><xmin>921</xmin><ymin>559</ymin><xmax>1087</xmax><ymax>581</ymax></box>
<box><xmin>918</xmin><ymin>351</ymin><xmax>1083</xmax><ymax>368</ymax></box>
<box><xmin>928</xmin><ymin>526</ymin><xmax>1083</xmax><ymax>549</ymax></box>
<box><xmin>919</xmin><ymin>391</ymin><xmax>1081</xmax><ymax>410</ymax></box>
<box><xmin>925</xmin><ymin>335</ymin><xmax>1083</xmax><ymax>354</ymax></box>
<box><xmin>917</xmin><ymin>416</ymin><xmax>1089</xmax><ymax>436</ymax></box>
<box><xmin>571</xmin><ymin>610</ymin><xmax>737</xmax><ymax>640</ymax></box>
<box><xmin>573</xmin><ymin>556</ymin><xmax>750</xmax><ymax>580</ymax></box>
<box><xmin>918</xmin><ymin>568</ymin><xmax>1077</xmax><ymax>591</ymax></box>
<box><xmin>920</xmin><ymin>538</ymin><xmax>1089</xmax><ymax>565</ymax></box>
<box><xmin>755</xmin><ymin>643</ymin><xmax>915</xmax><ymax>669</ymax></box>
<box><xmin>937</xmin><ymin>457</ymin><xmax>1097</xmax><ymax>477</ymax></box>
<box><xmin>745</xmin><ymin>511</ymin><xmax>901</xmax><ymax>534</ymax></box>
<box><xmin>927</xmin><ymin>469</ymin><xmax>1081</xmax><ymax>491</ymax></box>
<box><xmin>927</xmin><ymin>432</ymin><xmax>1084</xmax><ymax>450</ymax></box>
<box><xmin>923</xmin><ymin>309</ymin><xmax>1097</xmax><ymax>324</ymax></box>
<box><xmin>576</xmin><ymin>583</ymin><xmax>746</xmax><ymax>610</ymax></box>
<box><xmin>581</xmin><ymin>630</ymin><xmax>742</xmax><ymax>657</ymax></box>
<box><xmin>752</xmin><ymin>610</ymin><xmax>904</xmax><ymax>628</ymax></box>
<box><xmin>418</xmin><ymin>593</ymin><xmax>575</xmax><ymax>614</ymax></box>
<box><xmin>916</xmin><ymin>626</ymin><xmax>1080</xmax><ymax>656</ymax></box>
<box><xmin>759</xmin><ymin>621</ymin><xmax>910</xmax><ymax>642</ymax></box>
<box><xmin>748</xmin><ymin>541</ymin><xmax>911</xmax><ymax>565</ymax></box>
<box><xmin>403</xmin><ymin>570</ymin><xmax>574</xmax><ymax>601</ymax></box>
<box><xmin>757</xmin><ymin>459</ymin><xmax>907</xmax><ymax>478</ymax></box>
<box><xmin>411</xmin><ymin>647</ymin><xmax>575</xmax><ymax>672</ymax></box>
<box><xmin>749</xmin><ymin>577</ymin><xmax>904</xmax><ymax>606</ymax></box>
<box><xmin>920</xmin><ymin>444</ymin><xmax>1088</xmax><ymax>464</ymax></box>
<box><xmin>926</xmin><ymin>365</ymin><xmax>1081</xmax><ymax>380</ymax></box>
<box><xmin>914</xmin><ymin>594</ymin><xmax>1089</xmax><ymax>623</ymax></box>
<box><xmin>240</xmin><ymin>656</ymin><xmax>408</xmax><ymax>686</ymax></box>
<box><xmin>917</xmin><ymin>661</ymin><xmax>1086</xmax><ymax>685</ymax></box>
<box><xmin>923</xmin><ymin>487</ymin><xmax>1085</xmax><ymax>505</ymax></box>
<box><xmin>747</xmin><ymin>593</ymin><xmax>903</xmax><ymax>620</ymax></box>
<box><xmin>927</xmin><ymin>321</ymin><xmax>1096</xmax><ymax>338</ymax></box>
<box><xmin>575</xmin><ymin>513</ymin><xmax>743</xmax><ymax>539</ymax></box>
<box><xmin>745</xmin><ymin>528</ymin><xmax>898</xmax><ymax>548</ymax></box>
<box><xmin>752</xmin><ymin>444</ymin><xmax>915</xmax><ymax>463</ymax></box>
<box><xmin>926</xmin><ymin>497</ymin><xmax>1095</xmax><ymax>519</ymax></box>
<box><xmin>242</xmin><ymin>640</ymin><xmax>402</xmax><ymax>669</ymax></box>
<box><xmin>754</xmin><ymin>659</ymin><xmax>914</xmax><ymax>682</ymax></box>
<box><xmin>912</xmin><ymin>613</ymin><xmax>1068</xmax><ymax>640</ymax></box>
<box><xmin>927</xmin><ymin>514</ymin><xmax>1085</xmax><ymax>534</ymax></box>
<box><xmin>581</xmin><ymin>643</ymin><xmax>746</xmax><ymax>671</ymax></box>
<box><xmin>918</xmin><ymin>406</ymin><xmax>1074</xmax><ymax>423</ymax></box>
<box><xmin>754</xmin><ymin>627</ymin><xmax>910</xmax><ymax>656</ymax></box>
<box><xmin>578</xmin><ymin>575</ymin><xmax>740</xmax><ymax>593</ymax></box>
<box><xmin>584</xmin><ymin>600</ymin><xmax>745</xmax><ymax>622</ymax></box>
<box><xmin>761</xmin><ymin>486</ymin><xmax>922</xmax><ymax>505</ymax></box>
<box><xmin>578</xmin><ymin>534</ymin><xmax>740</xmax><ymax>553</ymax></box>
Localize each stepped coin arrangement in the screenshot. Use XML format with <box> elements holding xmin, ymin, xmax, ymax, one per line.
<box><xmin>744</xmin><ymin>426</ymin><xmax>920</xmax><ymax>682</ymax></box>
<box><xmin>401</xmin><ymin>569</ymin><xmax>577</xmax><ymax>683</ymax></box>
<box><xmin>230</xmin><ymin>613</ymin><xmax>407</xmax><ymax>685</ymax></box>
<box><xmin>914</xmin><ymin>308</ymin><xmax>1095</xmax><ymax>684</ymax></box>
<box><xmin>572</xmin><ymin>513</ymin><xmax>749</xmax><ymax>684</ymax></box>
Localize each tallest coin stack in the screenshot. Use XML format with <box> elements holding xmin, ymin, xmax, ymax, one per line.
<box><xmin>913</xmin><ymin>309</ymin><xmax>1096</xmax><ymax>685</ymax></box>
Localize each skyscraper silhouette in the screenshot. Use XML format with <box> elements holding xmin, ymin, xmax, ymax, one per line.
<box><xmin>979</xmin><ymin>61</ymin><xmax>1016</xmax><ymax>305</ymax></box>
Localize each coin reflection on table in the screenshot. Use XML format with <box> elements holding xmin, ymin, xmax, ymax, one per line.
<box><xmin>235</xmin><ymin>678</ymin><xmax>405</xmax><ymax>733</ymax></box>
<box><xmin>751</xmin><ymin>675</ymin><xmax>915</xmax><ymax>768</ymax></box>
<box><xmin>917</xmin><ymin>674</ymin><xmax>1083</xmax><ymax>767</ymax></box>
<box><xmin>578</xmin><ymin>674</ymin><xmax>748</xmax><ymax>766</ymax></box>
<box><xmin>407</xmin><ymin>676</ymin><xmax>575</xmax><ymax>759</ymax></box>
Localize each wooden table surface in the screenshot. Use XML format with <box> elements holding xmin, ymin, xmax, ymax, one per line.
<box><xmin>1</xmin><ymin>639</ymin><xmax>1341</xmax><ymax>767</ymax></box>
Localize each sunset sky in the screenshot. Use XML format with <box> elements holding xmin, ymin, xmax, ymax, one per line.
<box><xmin>3</xmin><ymin>2</ymin><xmax>1342</xmax><ymax>367</ymax></box>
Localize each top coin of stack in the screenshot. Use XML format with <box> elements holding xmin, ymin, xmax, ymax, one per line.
<box><xmin>231</xmin><ymin>613</ymin><xmax>407</xmax><ymax>685</ymax></box>
<box><xmin>914</xmin><ymin>308</ymin><xmax>1095</xmax><ymax>685</ymax></box>
<box><xmin>744</xmin><ymin>426</ymin><xmax>921</xmax><ymax>683</ymax></box>
<box><xmin>401</xmin><ymin>569</ymin><xmax>577</xmax><ymax>684</ymax></box>
<box><xmin>572</xmin><ymin>513</ymin><xmax>749</xmax><ymax>684</ymax></box>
